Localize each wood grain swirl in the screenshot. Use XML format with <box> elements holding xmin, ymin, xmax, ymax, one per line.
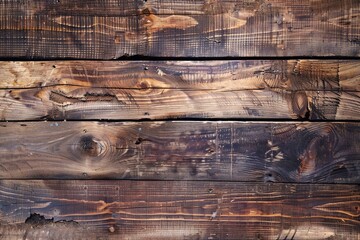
<box><xmin>0</xmin><ymin>60</ymin><xmax>359</xmax><ymax>120</ymax></box>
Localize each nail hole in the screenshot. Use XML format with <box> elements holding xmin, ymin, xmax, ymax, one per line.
<box><xmin>208</xmin><ymin>188</ymin><xmax>214</xmax><ymax>193</ymax></box>
<box><xmin>264</xmin><ymin>172</ymin><xmax>276</xmax><ymax>183</ymax></box>
<box><xmin>135</xmin><ymin>137</ymin><xmax>143</xmax><ymax>145</ymax></box>
<box><xmin>206</xmin><ymin>148</ymin><xmax>215</xmax><ymax>153</ymax></box>
<box><xmin>144</xmin><ymin>66</ymin><xmax>148</xmax><ymax>70</ymax></box>
<box><xmin>52</xmin><ymin>65</ymin><xmax>56</xmax><ymax>68</ymax></box>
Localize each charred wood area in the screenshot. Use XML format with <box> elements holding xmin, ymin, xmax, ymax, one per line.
<box><xmin>0</xmin><ymin>0</ymin><xmax>359</xmax><ymax>239</ymax></box>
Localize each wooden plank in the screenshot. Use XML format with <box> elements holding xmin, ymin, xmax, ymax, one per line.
<box><xmin>1</xmin><ymin>60</ymin><xmax>359</xmax><ymax>120</ymax></box>
<box><xmin>0</xmin><ymin>0</ymin><xmax>359</xmax><ymax>58</ymax></box>
<box><xmin>0</xmin><ymin>180</ymin><xmax>358</xmax><ymax>239</ymax></box>
<box><xmin>0</xmin><ymin>121</ymin><xmax>359</xmax><ymax>183</ymax></box>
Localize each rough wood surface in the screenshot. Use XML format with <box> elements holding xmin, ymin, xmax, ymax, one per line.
<box><xmin>0</xmin><ymin>0</ymin><xmax>359</xmax><ymax>58</ymax></box>
<box><xmin>0</xmin><ymin>180</ymin><xmax>359</xmax><ymax>240</ymax></box>
<box><xmin>0</xmin><ymin>121</ymin><xmax>358</xmax><ymax>183</ymax></box>
<box><xmin>1</xmin><ymin>60</ymin><xmax>359</xmax><ymax>120</ymax></box>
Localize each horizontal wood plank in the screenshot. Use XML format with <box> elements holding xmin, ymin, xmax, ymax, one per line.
<box><xmin>1</xmin><ymin>60</ymin><xmax>359</xmax><ymax>120</ymax></box>
<box><xmin>0</xmin><ymin>121</ymin><xmax>359</xmax><ymax>183</ymax></box>
<box><xmin>0</xmin><ymin>0</ymin><xmax>359</xmax><ymax>58</ymax></box>
<box><xmin>0</xmin><ymin>180</ymin><xmax>359</xmax><ymax>239</ymax></box>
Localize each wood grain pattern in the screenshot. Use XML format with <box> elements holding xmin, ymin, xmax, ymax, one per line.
<box><xmin>0</xmin><ymin>0</ymin><xmax>359</xmax><ymax>58</ymax></box>
<box><xmin>0</xmin><ymin>180</ymin><xmax>359</xmax><ymax>240</ymax></box>
<box><xmin>1</xmin><ymin>60</ymin><xmax>359</xmax><ymax>120</ymax></box>
<box><xmin>0</xmin><ymin>121</ymin><xmax>358</xmax><ymax>183</ymax></box>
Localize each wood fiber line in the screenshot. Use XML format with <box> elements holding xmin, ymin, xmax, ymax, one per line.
<box><xmin>0</xmin><ymin>0</ymin><xmax>359</xmax><ymax>58</ymax></box>
<box><xmin>0</xmin><ymin>180</ymin><xmax>359</xmax><ymax>240</ymax></box>
<box><xmin>1</xmin><ymin>60</ymin><xmax>359</xmax><ymax>121</ymax></box>
<box><xmin>0</xmin><ymin>121</ymin><xmax>358</xmax><ymax>183</ymax></box>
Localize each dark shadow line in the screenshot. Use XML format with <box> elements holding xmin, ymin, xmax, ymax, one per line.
<box><xmin>0</xmin><ymin>118</ymin><xmax>359</xmax><ymax>123</ymax></box>
<box><xmin>0</xmin><ymin>178</ymin><xmax>358</xmax><ymax>185</ymax></box>
<box><xmin>1</xmin><ymin>55</ymin><xmax>360</xmax><ymax>61</ymax></box>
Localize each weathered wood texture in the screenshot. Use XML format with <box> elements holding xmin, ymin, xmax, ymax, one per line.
<box><xmin>0</xmin><ymin>180</ymin><xmax>359</xmax><ymax>240</ymax></box>
<box><xmin>0</xmin><ymin>121</ymin><xmax>359</xmax><ymax>183</ymax></box>
<box><xmin>1</xmin><ymin>60</ymin><xmax>359</xmax><ymax>120</ymax></box>
<box><xmin>0</xmin><ymin>0</ymin><xmax>359</xmax><ymax>58</ymax></box>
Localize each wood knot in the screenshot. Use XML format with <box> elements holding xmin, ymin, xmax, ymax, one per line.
<box><xmin>137</xmin><ymin>80</ymin><xmax>152</xmax><ymax>93</ymax></box>
<box><xmin>140</xmin><ymin>80</ymin><xmax>150</xmax><ymax>88</ymax></box>
<box><xmin>78</xmin><ymin>135</ymin><xmax>104</xmax><ymax>157</ymax></box>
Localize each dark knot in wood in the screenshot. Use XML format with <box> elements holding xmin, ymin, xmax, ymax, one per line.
<box><xmin>78</xmin><ymin>135</ymin><xmax>103</xmax><ymax>157</ymax></box>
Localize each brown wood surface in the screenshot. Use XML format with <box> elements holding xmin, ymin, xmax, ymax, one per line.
<box><xmin>0</xmin><ymin>121</ymin><xmax>358</xmax><ymax>183</ymax></box>
<box><xmin>1</xmin><ymin>1</ymin><xmax>359</xmax><ymax>240</ymax></box>
<box><xmin>0</xmin><ymin>0</ymin><xmax>359</xmax><ymax>59</ymax></box>
<box><xmin>1</xmin><ymin>60</ymin><xmax>359</xmax><ymax>120</ymax></box>
<box><xmin>0</xmin><ymin>180</ymin><xmax>359</xmax><ymax>240</ymax></box>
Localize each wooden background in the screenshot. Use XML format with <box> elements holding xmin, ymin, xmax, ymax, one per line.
<box><xmin>0</xmin><ymin>0</ymin><xmax>359</xmax><ymax>239</ymax></box>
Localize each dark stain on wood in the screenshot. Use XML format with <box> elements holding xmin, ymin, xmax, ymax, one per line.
<box><xmin>0</xmin><ymin>213</ymin><xmax>99</xmax><ymax>240</ymax></box>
